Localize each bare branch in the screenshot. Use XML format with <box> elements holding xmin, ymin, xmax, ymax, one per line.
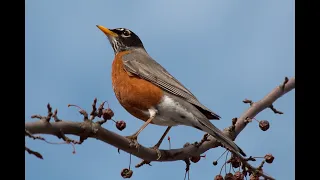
<box><xmin>46</xmin><ymin>103</ymin><xmax>53</xmax><ymax>122</ymax></box>
<box><xmin>25</xmin><ymin>146</ymin><xmax>43</xmax><ymax>159</ymax></box>
<box><xmin>135</xmin><ymin>159</ymin><xmax>152</xmax><ymax>168</ymax></box>
<box><xmin>25</xmin><ymin>77</ymin><xmax>295</xmax><ymax>180</ymax></box>
<box><xmin>234</xmin><ymin>77</ymin><xmax>295</xmax><ymax>136</ymax></box>
<box><xmin>52</xmin><ymin>109</ymin><xmax>61</xmax><ymax>122</ymax></box>
<box><xmin>269</xmin><ymin>104</ymin><xmax>284</xmax><ymax>114</ymax></box>
<box><xmin>242</xmin><ymin>99</ymin><xmax>254</xmax><ymax>106</ymax></box>
<box><xmin>25</xmin><ymin>129</ymin><xmax>45</xmax><ymax>140</ymax></box>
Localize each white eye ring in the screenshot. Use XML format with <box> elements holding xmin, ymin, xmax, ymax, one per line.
<box><xmin>122</xmin><ymin>30</ymin><xmax>131</xmax><ymax>37</ymax></box>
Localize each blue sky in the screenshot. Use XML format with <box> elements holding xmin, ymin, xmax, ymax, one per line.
<box><xmin>25</xmin><ymin>0</ymin><xmax>295</xmax><ymax>179</ymax></box>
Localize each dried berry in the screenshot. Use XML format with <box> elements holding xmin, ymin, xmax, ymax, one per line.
<box><xmin>213</xmin><ymin>160</ymin><xmax>218</xmax><ymax>166</ymax></box>
<box><xmin>116</xmin><ymin>120</ymin><xmax>126</xmax><ymax>131</ymax></box>
<box><xmin>234</xmin><ymin>171</ymin><xmax>244</xmax><ymax>180</ymax></box>
<box><xmin>230</xmin><ymin>156</ymin><xmax>241</xmax><ymax>168</ymax></box>
<box><xmin>259</xmin><ymin>120</ymin><xmax>270</xmax><ymax>131</ymax></box>
<box><xmin>249</xmin><ymin>174</ymin><xmax>259</xmax><ymax>180</ymax></box>
<box><xmin>224</xmin><ymin>173</ymin><xmax>234</xmax><ymax>180</ymax></box>
<box><xmin>102</xmin><ymin>108</ymin><xmax>114</xmax><ymax>120</ymax></box>
<box><xmin>264</xmin><ymin>154</ymin><xmax>274</xmax><ymax>163</ymax></box>
<box><xmin>190</xmin><ymin>156</ymin><xmax>201</xmax><ymax>163</ymax></box>
<box><xmin>214</xmin><ymin>175</ymin><xmax>224</xmax><ymax>180</ymax></box>
<box><xmin>121</xmin><ymin>168</ymin><xmax>133</xmax><ymax>178</ymax></box>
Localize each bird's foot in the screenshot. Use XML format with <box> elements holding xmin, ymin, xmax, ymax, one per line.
<box><xmin>150</xmin><ymin>144</ymin><xmax>162</xmax><ymax>160</ymax></box>
<box><xmin>125</xmin><ymin>134</ymin><xmax>140</xmax><ymax>149</ymax></box>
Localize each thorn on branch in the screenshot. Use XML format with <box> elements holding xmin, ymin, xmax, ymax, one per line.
<box><xmin>52</xmin><ymin>109</ymin><xmax>61</xmax><ymax>122</ymax></box>
<box><xmin>89</xmin><ymin>98</ymin><xmax>98</xmax><ymax>121</ymax></box>
<box><xmin>31</xmin><ymin>104</ymin><xmax>56</xmax><ymax>122</ymax></box>
<box><xmin>46</xmin><ymin>103</ymin><xmax>53</xmax><ymax>122</ymax></box>
<box><xmin>135</xmin><ymin>159</ymin><xmax>152</xmax><ymax>168</ymax></box>
<box><xmin>269</xmin><ymin>104</ymin><xmax>284</xmax><ymax>114</ymax></box>
<box><xmin>243</xmin><ymin>99</ymin><xmax>254</xmax><ymax>106</ymax></box>
<box><xmin>97</xmin><ymin>101</ymin><xmax>106</xmax><ymax>118</ymax></box>
<box><xmin>280</xmin><ymin>76</ymin><xmax>289</xmax><ymax>90</ymax></box>
<box><xmin>25</xmin><ymin>146</ymin><xmax>43</xmax><ymax>159</ymax></box>
<box><xmin>183</xmin><ymin>158</ymin><xmax>190</xmax><ymax>180</ymax></box>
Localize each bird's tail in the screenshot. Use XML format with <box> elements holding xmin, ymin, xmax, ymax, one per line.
<box><xmin>198</xmin><ymin>120</ymin><xmax>246</xmax><ymax>157</ymax></box>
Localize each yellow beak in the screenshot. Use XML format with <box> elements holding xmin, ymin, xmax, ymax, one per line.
<box><xmin>96</xmin><ymin>25</ymin><xmax>118</xmax><ymax>37</ymax></box>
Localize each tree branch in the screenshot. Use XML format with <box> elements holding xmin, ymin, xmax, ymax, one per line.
<box><xmin>234</xmin><ymin>77</ymin><xmax>295</xmax><ymax>136</ymax></box>
<box><xmin>25</xmin><ymin>77</ymin><xmax>295</xmax><ymax>180</ymax></box>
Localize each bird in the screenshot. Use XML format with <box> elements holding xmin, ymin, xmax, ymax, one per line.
<box><xmin>96</xmin><ymin>25</ymin><xmax>246</xmax><ymax>157</ymax></box>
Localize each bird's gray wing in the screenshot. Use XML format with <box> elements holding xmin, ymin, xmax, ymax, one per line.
<box><xmin>122</xmin><ymin>50</ymin><xmax>220</xmax><ymax>120</ymax></box>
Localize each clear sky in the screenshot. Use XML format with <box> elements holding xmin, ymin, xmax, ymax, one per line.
<box><xmin>25</xmin><ymin>0</ymin><xmax>295</xmax><ymax>179</ymax></box>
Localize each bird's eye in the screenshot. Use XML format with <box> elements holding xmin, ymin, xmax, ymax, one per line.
<box><xmin>122</xmin><ymin>30</ymin><xmax>131</xmax><ymax>37</ymax></box>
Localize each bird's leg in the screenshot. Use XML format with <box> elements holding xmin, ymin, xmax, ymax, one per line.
<box><xmin>125</xmin><ymin>110</ymin><xmax>157</xmax><ymax>148</ymax></box>
<box><xmin>150</xmin><ymin>126</ymin><xmax>172</xmax><ymax>160</ymax></box>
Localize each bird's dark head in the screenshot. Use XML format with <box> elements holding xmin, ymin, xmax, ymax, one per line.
<box><xmin>96</xmin><ymin>25</ymin><xmax>144</xmax><ymax>54</ymax></box>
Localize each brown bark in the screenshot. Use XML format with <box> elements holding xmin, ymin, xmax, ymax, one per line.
<box><xmin>25</xmin><ymin>77</ymin><xmax>295</xmax><ymax>180</ymax></box>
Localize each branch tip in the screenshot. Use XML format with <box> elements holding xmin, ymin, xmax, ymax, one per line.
<box><xmin>46</xmin><ymin>103</ymin><xmax>53</xmax><ymax>122</ymax></box>
<box><xmin>281</xmin><ymin>77</ymin><xmax>289</xmax><ymax>89</ymax></box>
<box><xmin>135</xmin><ymin>159</ymin><xmax>152</xmax><ymax>168</ymax></box>
<box><xmin>25</xmin><ymin>129</ymin><xmax>45</xmax><ymax>140</ymax></box>
<box><xmin>97</xmin><ymin>101</ymin><xmax>106</xmax><ymax>118</ymax></box>
<box><xmin>243</xmin><ymin>99</ymin><xmax>254</xmax><ymax>106</ymax></box>
<box><xmin>68</xmin><ymin>104</ymin><xmax>89</xmax><ymax>121</ymax></box>
<box><xmin>25</xmin><ymin>146</ymin><xmax>43</xmax><ymax>159</ymax></box>
<box><xmin>52</xmin><ymin>109</ymin><xmax>61</xmax><ymax>122</ymax></box>
<box><xmin>269</xmin><ymin>104</ymin><xmax>283</xmax><ymax>114</ymax></box>
<box><xmin>31</xmin><ymin>114</ymin><xmax>42</xmax><ymax>119</ymax></box>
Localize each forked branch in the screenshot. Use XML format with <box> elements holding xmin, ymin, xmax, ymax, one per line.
<box><xmin>25</xmin><ymin>77</ymin><xmax>295</xmax><ymax>180</ymax></box>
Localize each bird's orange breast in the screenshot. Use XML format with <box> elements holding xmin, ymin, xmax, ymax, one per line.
<box><xmin>111</xmin><ymin>51</ymin><xmax>163</xmax><ymax>121</ymax></box>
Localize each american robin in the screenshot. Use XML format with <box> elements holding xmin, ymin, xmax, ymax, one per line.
<box><xmin>96</xmin><ymin>25</ymin><xmax>246</xmax><ymax>157</ymax></box>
